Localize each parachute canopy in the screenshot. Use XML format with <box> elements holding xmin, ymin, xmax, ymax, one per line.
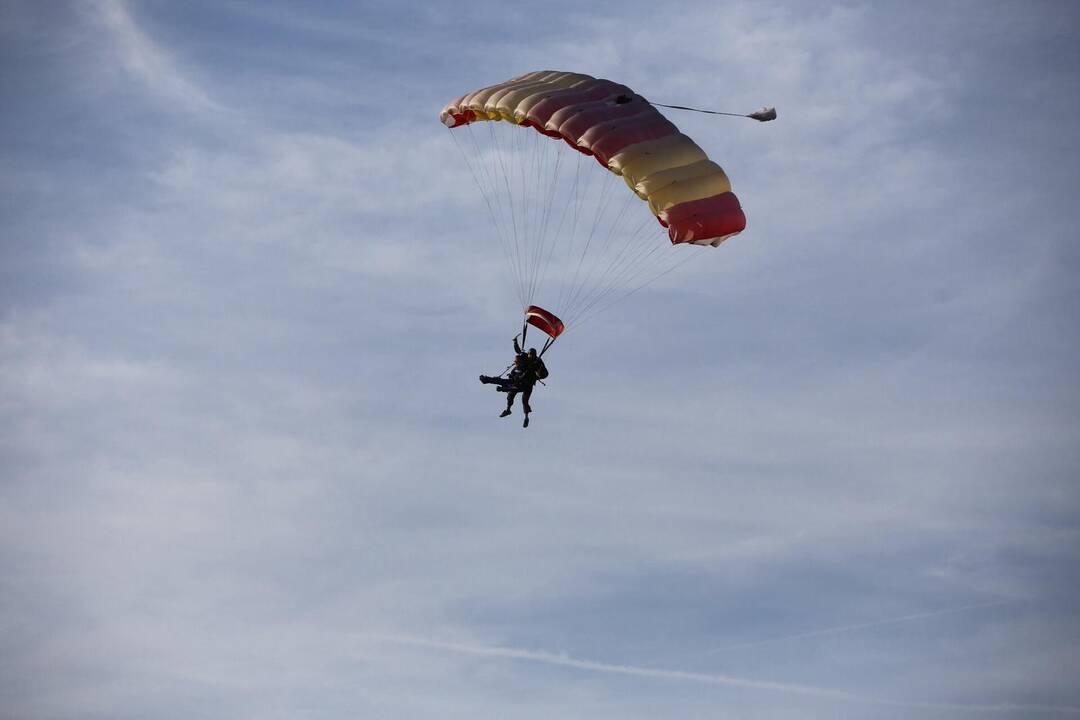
<box><xmin>441</xmin><ymin>71</ymin><xmax>746</xmax><ymax>246</ymax></box>
<box><xmin>442</xmin><ymin>71</ymin><xmax>756</xmax><ymax>339</ymax></box>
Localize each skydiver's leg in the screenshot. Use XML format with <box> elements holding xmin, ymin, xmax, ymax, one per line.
<box><xmin>521</xmin><ymin>384</ymin><xmax>533</xmax><ymax>415</ymax></box>
<box><xmin>500</xmin><ymin>389</ymin><xmax>517</xmax><ymax>417</ymax></box>
<box><xmin>521</xmin><ymin>385</ymin><xmax>533</xmax><ymax>427</ymax></box>
<box><xmin>481</xmin><ymin>376</ymin><xmax>515</xmax><ymax>392</ymax></box>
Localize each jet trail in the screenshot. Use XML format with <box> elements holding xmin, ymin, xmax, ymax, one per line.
<box><xmin>360</xmin><ymin>631</ymin><xmax>1079</xmax><ymax>714</ymax></box>
<box><xmin>706</xmin><ymin>599</ymin><xmax>1017</xmax><ymax>655</ymax></box>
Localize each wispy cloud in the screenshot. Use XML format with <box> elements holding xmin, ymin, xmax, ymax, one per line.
<box><xmin>93</xmin><ymin>0</ymin><xmax>217</xmax><ymax>111</ymax></box>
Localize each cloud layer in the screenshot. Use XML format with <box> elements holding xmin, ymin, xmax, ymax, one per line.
<box><xmin>2</xmin><ymin>1</ymin><xmax>1079</xmax><ymax>718</ymax></box>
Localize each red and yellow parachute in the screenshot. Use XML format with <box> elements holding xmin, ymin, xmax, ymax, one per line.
<box><xmin>442</xmin><ymin>71</ymin><xmax>759</xmax><ymax>346</ymax></box>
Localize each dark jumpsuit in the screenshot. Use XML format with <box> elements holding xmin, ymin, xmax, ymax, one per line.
<box><xmin>480</xmin><ymin>339</ymin><xmax>542</xmax><ymax>414</ymax></box>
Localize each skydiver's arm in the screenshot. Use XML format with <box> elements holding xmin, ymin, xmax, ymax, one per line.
<box><xmin>513</xmin><ymin>336</ymin><xmax>522</xmax><ymax>354</ymax></box>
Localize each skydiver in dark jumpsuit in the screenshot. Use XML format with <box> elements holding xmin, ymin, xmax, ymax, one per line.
<box><xmin>479</xmin><ymin>337</ymin><xmax>546</xmax><ymax>428</ymax></box>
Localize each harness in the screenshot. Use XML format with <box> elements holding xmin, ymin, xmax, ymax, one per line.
<box><xmin>498</xmin><ymin>362</ymin><xmax>546</xmax><ymax>387</ymax></box>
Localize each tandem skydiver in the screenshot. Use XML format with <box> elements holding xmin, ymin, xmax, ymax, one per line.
<box><xmin>479</xmin><ymin>336</ymin><xmax>548</xmax><ymax>428</ymax></box>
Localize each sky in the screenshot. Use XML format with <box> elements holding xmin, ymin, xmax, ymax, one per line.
<box><xmin>1</xmin><ymin>1</ymin><xmax>1079</xmax><ymax>718</ymax></box>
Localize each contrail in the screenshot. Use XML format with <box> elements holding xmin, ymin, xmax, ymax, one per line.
<box><xmin>706</xmin><ymin>599</ymin><xmax>1017</xmax><ymax>655</ymax></box>
<box><xmin>360</xmin><ymin>632</ymin><xmax>1080</xmax><ymax>715</ymax></box>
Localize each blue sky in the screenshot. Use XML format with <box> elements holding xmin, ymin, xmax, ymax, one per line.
<box><xmin>2</xmin><ymin>1</ymin><xmax>1079</xmax><ymax>718</ymax></box>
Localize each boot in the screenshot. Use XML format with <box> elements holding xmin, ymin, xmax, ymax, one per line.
<box><xmin>499</xmin><ymin>408</ymin><xmax>511</xmax><ymax>418</ymax></box>
<box><xmin>522</xmin><ymin>415</ymin><xmax>530</xmax><ymax>428</ymax></box>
